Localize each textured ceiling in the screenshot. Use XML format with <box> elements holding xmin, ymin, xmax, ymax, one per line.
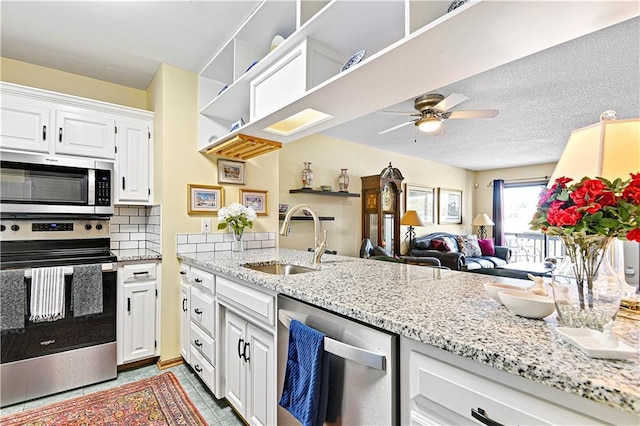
<box><xmin>322</xmin><ymin>17</ymin><xmax>640</xmax><ymax>171</ymax></box>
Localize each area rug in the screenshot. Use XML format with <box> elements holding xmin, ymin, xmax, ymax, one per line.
<box><xmin>0</xmin><ymin>371</ymin><xmax>207</xmax><ymax>425</ymax></box>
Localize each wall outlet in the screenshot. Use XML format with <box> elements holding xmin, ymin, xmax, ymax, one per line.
<box><xmin>201</xmin><ymin>218</ymin><xmax>211</xmax><ymax>233</ymax></box>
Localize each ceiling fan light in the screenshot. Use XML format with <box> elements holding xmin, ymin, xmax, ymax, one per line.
<box><xmin>416</xmin><ymin>116</ymin><xmax>443</xmax><ymax>133</ymax></box>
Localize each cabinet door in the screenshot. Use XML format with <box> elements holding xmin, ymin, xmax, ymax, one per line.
<box><xmin>54</xmin><ymin>108</ymin><xmax>116</xmax><ymax>159</ymax></box>
<box><xmin>180</xmin><ymin>282</ymin><xmax>190</xmax><ymax>363</ymax></box>
<box><xmin>116</xmin><ymin>118</ymin><xmax>151</xmax><ymax>203</ymax></box>
<box><xmin>122</xmin><ymin>281</ymin><xmax>156</xmax><ymax>363</ymax></box>
<box><xmin>246</xmin><ymin>323</ymin><xmax>275</xmax><ymax>426</ymax></box>
<box><xmin>225</xmin><ymin>310</ymin><xmax>247</xmax><ymax>416</ymax></box>
<box><xmin>0</xmin><ymin>94</ymin><xmax>51</xmax><ymax>153</ymax></box>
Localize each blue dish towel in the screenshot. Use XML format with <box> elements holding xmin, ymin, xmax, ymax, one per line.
<box><xmin>279</xmin><ymin>319</ymin><xmax>330</xmax><ymax>426</ymax></box>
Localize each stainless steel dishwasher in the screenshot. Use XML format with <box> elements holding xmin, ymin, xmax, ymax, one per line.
<box><xmin>277</xmin><ymin>295</ymin><xmax>399</xmax><ymax>425</ymax></box>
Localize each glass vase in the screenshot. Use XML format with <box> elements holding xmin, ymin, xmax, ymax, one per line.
<box><xmin>301</xmin><ymin>162</ymin><xmax>313</xmax><ymax>189</ymax></box>
<box><xmin>338</xmin><ymin>168</ymin><xmax>350</xmax><ymax>192</ymax></box>
<box><xmin>551</xmin><ymin>234</ymin><xmax>622</xmax><ymax>331</ymax></box>
<box><xmin>232</xmin><ymin>228</ymin><xmax>244</xmax><ymax>252</ymax></box>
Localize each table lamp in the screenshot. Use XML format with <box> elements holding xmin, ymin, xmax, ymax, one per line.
<box><xmin>472</xmin><ymin>213</ymin><xmax>494</xmax><ymax>239</ymax></box>
<box><xmin>401</xmin><ymin>210</ymin><xmax>425</xmax><ymax>251</ymax></box>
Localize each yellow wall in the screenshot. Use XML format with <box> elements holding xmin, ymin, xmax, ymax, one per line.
<box><xmin>473</xmin><ymin>163</ymin><xmax>557</xmax><ymax>238</ymax></box>
<box><xmin>148</xmin><ymin>63</ymin><xmax>279</xmax><ymax>362</ymax></box>
<box><xmin>0</xmin><ymin>57</ymin><xmax>147</xmax><ymax>109</ymax></box>
<box><xmin>278</xmin><ymin>135</ymin><xmax>475</xmax><ymax>257</ymax></box>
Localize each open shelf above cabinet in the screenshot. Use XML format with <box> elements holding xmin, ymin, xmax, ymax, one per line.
<box><xmin>198</xmin><ymin>0</ymin><xmax>637</xmax><ymax>154</ymax></box>
<box><xmin>289</xmin><ymin>189</ymin><xmax>360</xmax><ymax>197</ymax></box>
<box><xmin>205</xmin><ymin>134</ymin><xmax>281</xmax><ymax>160</ymax></box>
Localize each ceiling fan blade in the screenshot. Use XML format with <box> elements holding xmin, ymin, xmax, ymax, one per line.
<box><xmin>433</xmin><ymin>93</ymin><xmax>469</xmax><ymax>112</ymax></box>
<box><xmin>382</xmin><ymin>110</ymin><xmax>419</xmax><ymax>115</ymax></box>
<box><xmin>447</xmin><ymin>109</ymin><xmax>499</xmax><ymax>119</ymax></box>
<box><xmin>378</xmin><ymin>120</ymin><xmax>415</xmax><ymax>135</ymax></box>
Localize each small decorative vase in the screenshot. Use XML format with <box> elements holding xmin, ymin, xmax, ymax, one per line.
<box><xmin>232</xmin><ymin>228</ymin><xmax>244</xmax><ymax>252</ymax></box>
<box><xmin>301</xmin><ymin>162</ymin><xmax>313</xmax><ymax>189</ymax></box>
<box><xmin>552</xmin><ymin>234</ymin><xmax>622</xmax><ymax>331</ymax></box>
<box><xmin>337</xmin><ymin>168</ymin><xmax>350</xmax><ymax>192</ymax></box>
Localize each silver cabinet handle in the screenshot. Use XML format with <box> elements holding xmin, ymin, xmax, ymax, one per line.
<box><xmin>278</xmin><ymin>309</ymin><xmax>386</xmax><ymax>371</ymax></box>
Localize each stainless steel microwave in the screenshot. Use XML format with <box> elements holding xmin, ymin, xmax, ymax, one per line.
<box><xmin>0</xmin><ymin>152</ymin><xmax>113</xmax><ymax>215</ymax></box>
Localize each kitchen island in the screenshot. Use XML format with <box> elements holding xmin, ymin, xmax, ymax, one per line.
<box><xmin>178</xmin><ymin>248</ymin><xmax>639</xmax><ymax>423</ymax></box>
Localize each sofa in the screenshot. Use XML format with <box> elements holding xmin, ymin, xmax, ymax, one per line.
<box><xmin>408</xmin><ymin>232</ymin><xmax>511</xmax><ymax>271</ymax></box>
<box><xmin>360</xmin><ymin>239</ymin><xmax>441</xmax><ymax>266</ymax></box>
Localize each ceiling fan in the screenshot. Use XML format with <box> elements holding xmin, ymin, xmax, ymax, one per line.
<box><xmin>378</xmin><ymin>93</ymin><xmax>499</xmax><ymax>135</ymax></box>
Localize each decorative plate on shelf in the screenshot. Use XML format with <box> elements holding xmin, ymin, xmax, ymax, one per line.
<box><xmin>341</xmin><ymin>49</ymin><xmax>366</xmax><ymax>72</ymax></box>
<box><xmin>246</xmin><ymin>60</ymin><xmax>259</xmax><ymax>73</ymax></box>
<box><xmin>271</xmin><ymin>35</ymin><xmax>285</xmax><ymax>51</ymax></box>
<box><xmin>446</xmin><ymin>0</ymin><xmax>469</xmax><ymax>13</ymax></box>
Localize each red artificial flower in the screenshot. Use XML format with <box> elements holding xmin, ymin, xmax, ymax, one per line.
<box><xmin>585</xmin><ymin>203</ymin><xmax>602</xmax><ymax>214</ymax></box>
<box><xmin>553</xmin><ymin>205</ymin><xmax>582</xmax><ymax>227</ymax></box>
<box><xmin>623</xmin><ymin>173</ymin><xmax>640</xmax><ymax>204</ymax></box>
<box><xmin>627</xmin><ymin>228</ymin><xmax>640</xmax><ymax>243</ymax></box>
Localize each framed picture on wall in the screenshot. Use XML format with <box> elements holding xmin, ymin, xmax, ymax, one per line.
<box><xmin>240</xmin><ymin>189</ymin><xmax>268</xmax><ymax>216</ymax></box>
<box><xmin>438</xmin><ymin>188</ymin><xmax>462</xmax><ymax>224</ymax></box>
<box><xmin>187</xmin><ymin>184</ymin><xmax>223</xmax><ymax>214</ymax></box>
<box><xmin>218</xmin><ymin>159</ymin><xmax>246</xmax><ymax>185</ymax></box>
<box><xmin>405</xmin><ymin>184</ymin><xmax>435</xmax><ymax>225</ymax></box>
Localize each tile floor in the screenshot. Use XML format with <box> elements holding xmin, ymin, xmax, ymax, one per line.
<box><xmin>0</xmin><ymin>363</ymin><xmax>244</xmax><ymax>425</ymax></box>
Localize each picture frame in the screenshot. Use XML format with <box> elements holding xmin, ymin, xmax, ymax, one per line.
<box><xmin>405</xmin><ymin>184</ymin><xmax>435</xmax><ymax>225</ymax></box>
<box><xmin>218</xmin><ymin>159</ymin><xmax>246</xmax><ymax>185</ymax></box>
<box><xmin>240</xmin><ymin>189</ymin><xmax>268</xmax><ymax>216</ymax></box>
<box><xmin>187</xmin><ymin>184</ymin><xmax>223</xmax><ymax>214</ymax></box>
<box><xmin>438</xmin><ymin>188</ymin><xmax>462</xmax><ymax>224</ymax></box>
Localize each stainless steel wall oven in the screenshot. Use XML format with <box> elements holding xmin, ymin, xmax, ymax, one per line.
<box><xmin>0</xmin><ymin>217</ymin><xmax>117</xmax><ymax>407</ymax></box>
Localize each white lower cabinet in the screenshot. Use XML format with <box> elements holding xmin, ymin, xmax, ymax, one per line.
<box><xmin>218</xmin><ymin>275</ymin><xmax>276</xmax><ymax>426</ymax></box>
<box><xmin>179</xmin><ymin>264</ymin><xmax>190</xmax><ymax>364</ymax></box>
<box><xmin>401</xmin><ymin>335</ymin><xmax>636</xmax><ymax>425</ymax></box>
<box><xmin>117</xmin><ymin>261</ymin><xmax>159</xmax><ymax>365</ymax></box>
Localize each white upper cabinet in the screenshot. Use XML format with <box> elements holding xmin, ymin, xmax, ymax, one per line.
<box><xmin>1</xmin><ymin>82</ymin><xmax>153</xmax><ymax>164</ymax></box>
<box><xmin>54</xmin><ymin>108</ymin><xmax>115</xmax><ymax>159</ymax></box>
<box><xmin>115</xmin><ymin>118</ymin><xmax>153</xmax><ymax>204</ymax></box>
<box><xmin>0</xmin><ymin>94</ymin><xmax>51</xmax><ymax>153</ymax></box>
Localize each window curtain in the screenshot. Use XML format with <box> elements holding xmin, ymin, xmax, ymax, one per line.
<box><xmin>492</xmin><ymin>179</ymin><xmax>505</xmax><ymax>246</ymax></box>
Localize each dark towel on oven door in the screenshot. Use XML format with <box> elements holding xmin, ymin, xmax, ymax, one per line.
<box><xmin>0</xmin><ymin>270</ymin><xmax>26</xmax><ymax>331</ymax></box>
<box><xmin>279</xmin><ymin>319</ymin><xmax>330</xmax><ymax>426</ymax></box>
<box><xmin>71</xmin><ymin>264</ymin><xmax>103</xmax><ymax>317</ymax></box>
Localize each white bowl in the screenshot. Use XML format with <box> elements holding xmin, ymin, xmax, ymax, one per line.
<box><xmin>498</xmin><ymin>291</ymin><xmax>556</xmax><ymax>319</ymax></box>
<box><xmin>483</xmin><ymin>282</ymin><xmax>530</xmax><ymax>304</ymax></box>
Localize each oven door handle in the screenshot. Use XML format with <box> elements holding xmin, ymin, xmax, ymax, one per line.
<box><xmin>22</xmin><ymin>263</ymin><xmax>116</xmax><ymax>277</ymax></box>
<box><xmin>278</xmin><ymin>309</ymin><xmax>386</xmax><ymax>371</ymax></box>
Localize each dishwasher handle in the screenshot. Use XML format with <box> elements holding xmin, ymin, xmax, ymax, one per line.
<box><xmin>278</xmin><ymin>309</ymin><xmax>386</xmax><ymax>371</ymax></box>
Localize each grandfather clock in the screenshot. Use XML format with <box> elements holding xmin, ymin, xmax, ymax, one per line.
<box><xmin>361</xmin><ymin>163</ymin><xmax>404</xmax><ymax>256</ymax></box>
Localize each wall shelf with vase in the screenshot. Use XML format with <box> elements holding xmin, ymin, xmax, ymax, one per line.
<box><xmin>289</xmin><ymin>189</ymin><xmax>360</xmax><ymax>197</ymax></box>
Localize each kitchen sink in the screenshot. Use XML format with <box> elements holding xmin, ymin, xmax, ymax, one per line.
<box><xmin>243</xmin><ymin>262</ymin><xmax>318</xmax><ymax>275</ymax></box>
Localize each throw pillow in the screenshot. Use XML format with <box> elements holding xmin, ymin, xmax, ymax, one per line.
<box><xmin>431</xmin><ymin>239</ymin><xmax>452</xmax><ymax>252</ymax></box>
<box><xmin>478</xmin><ymin>238</ymin><xmax>496</xmax><ymax>256</ymax></box>
<box><xmin>442</xmin><ymin>236</ymin><xmax>459</xmax><ymax>253</ymax></box>
<box><xmin>456</xmin><ymin>234</ymin><xmax>482</xmax><ymax>257</ymax></box>
<box><xmin>415</xmin><ymin>240</ymin><xmax>431</xmax><ymax>250</ymax></box>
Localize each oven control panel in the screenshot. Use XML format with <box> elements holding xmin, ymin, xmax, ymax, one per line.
<box><xmin>0</xmin><ymin>219</ymin><xmax>110</xmax><ymax>241</ymax></box>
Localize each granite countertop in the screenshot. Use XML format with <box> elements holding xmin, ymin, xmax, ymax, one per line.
<box><xmin>178</xmin><ymin>248</ymin><xmax>639</xmax><ymax>415</ymax></box>
<box><xmin>112</xmin><ymin>249</ymin><xmax>162</xmax><ymax>262</ymax></box>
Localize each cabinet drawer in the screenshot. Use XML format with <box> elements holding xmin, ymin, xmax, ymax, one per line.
<box><xmin>190</xmin><ymin>345</ymin><xmax>216</xmax><ymax>393</ymax></box>
<box><xmin>191</xmin><ymin>266</ymin><xmax>214</xmax><ymax>293</ymax></box>
<box><xmin>122</xmin><ymin>262</ymin><xmax>157</xmax><ymax>282</ymax></box>
<box><xmin>408</xmin><ymin>350</ymin><xmax>601</xmax><ymax>425</ymax></box>
<box><xmin>217</xmin><ymin>276</ymin><xmax>274</xmax><ymax>326</ymax></box>
<box><xmin>190</xmin><ymin>286</ymin><xmax>215</xmax><ymax>333</ymax></box>
<box><xmin>190</xmin><ymin>321</ymin><xmax>215</xmax><ymax>365</ymax></box>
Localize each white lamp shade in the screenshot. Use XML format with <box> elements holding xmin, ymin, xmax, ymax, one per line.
<box><xmin>472</xmin><ymin>213</ymin><xmax>494</xmax><ymax>226</ymax></box>
<box><xmin>549</xmin><ymin>116</ymin><xmax>639</xmax><ymax>185</ymax></box>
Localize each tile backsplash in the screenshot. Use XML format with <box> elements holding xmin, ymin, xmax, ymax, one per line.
<box><xmin>110</xmin><ymin>205</ymin><xmax>161</xmax><ymax>253</ymax></box>
<box><xmin>176</xmin><ymin>232</ymin><xmax>276</xmax><ymax>254</ymax></box>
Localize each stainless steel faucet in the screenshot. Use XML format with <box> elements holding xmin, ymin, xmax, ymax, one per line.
<box><xmin>279</xmin><ymin>204</ymin><xmax>327</xmax><ymax>264</ymax></box>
